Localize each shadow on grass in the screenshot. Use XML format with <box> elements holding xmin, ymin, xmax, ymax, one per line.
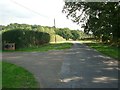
<box><xmin>84</xmin><ymin>42</ymin><xmax>120</xmax><ymax>60</ymax></box>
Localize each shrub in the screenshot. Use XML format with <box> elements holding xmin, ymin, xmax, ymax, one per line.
<box><xmin>71</xmin><ymin>30</ymin><xmax>80</xmax><ymax>40</ymax></box>
<box><xmin>2</xmin><ymin>29</ymin><xmax>50</xmax><ymax>49</ymax></box>
<box><xmin>55</xmin><ymin>28</ymin><xmax>72</xmax><ymax>40</ymax></box>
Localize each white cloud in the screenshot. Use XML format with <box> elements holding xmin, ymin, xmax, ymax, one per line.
<box><xmin>0</xmin><ymin>0</ymin><xmax>83</xmax><ymax>30</ymax></box>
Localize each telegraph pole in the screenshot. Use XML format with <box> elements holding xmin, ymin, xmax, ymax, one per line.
<box><xmin>54</xmin><ymin>18</ymin><xmax>56</xmax><ymax>43</ymax></box>
<box><xmin>54</xmin><ymin>18</ymin><xmax>56</xmax><ymax>28</ymax></box>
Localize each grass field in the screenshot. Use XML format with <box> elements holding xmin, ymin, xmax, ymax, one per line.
<box><xmin>2</xmin><ymin>61</ymin><xmax>39</xmax><ymax>88</ymax></box>
<box><xmin>81</xmin><ymin>40</ymin><xmax>120</xmax><ymax>60</ymax></box>
<box><xmin>3</xmin><ymin>43</ymin><xmax>73</xmax><ymax>52</ymax></box>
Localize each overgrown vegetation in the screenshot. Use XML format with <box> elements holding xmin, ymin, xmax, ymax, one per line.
<box><xmin>2</xmin><ymin>61</ymin><xmax>39</xmax><ymax>88</ymax></box>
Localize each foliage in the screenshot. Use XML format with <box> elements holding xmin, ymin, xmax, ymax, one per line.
<box><xmin>62</xmin><ymin>2</ymin><xmax>120</xmax><ymax>46</ymax></box>
<box><xmin>55</xmin><ymin>28</ymin><xmax>73</xmax><ymax>40</ymax></box>
<box><xmin>1</xmin><ymin>23</ymin><xmax>67</xmax><ymax>43</ymax></box>
<box><xmin>71</xmin><ymin>30</ymin><xmax>80</xmax><ymax>40</ymax></box>
<box><xmin>0</xmin><ymin>23</ymin><xmax>93</xmax><ymax>45</ymax></box>
<box><xmin>2</xmin><ymin>29</ymin><xmax>50</xmax><ymax>49</ymax></box>
<box><xmin>2</xmin><ymin>61</ymin><xmax>39</xmax><ymax>88</ymax></box>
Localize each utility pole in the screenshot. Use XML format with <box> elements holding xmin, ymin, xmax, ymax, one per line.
<box><xmin>54</xmin><ymin>18</ymin><xmax>56</xmax><ymax>28</ymax></box>
<box><xmin>54</xmin><ymin>18</ymin><xmax>56</xmax><ymax>43</ymax></box>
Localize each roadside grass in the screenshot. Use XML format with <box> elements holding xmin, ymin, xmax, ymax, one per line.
<box><xmin>81</xmin><ymin>40</ymin><xmax>120</xmax><ymax>60</ymax></box>
<box><xmin>0</xmin><ymin>61</ymin><xmax>1</xmax><ymax>89</ymax></box>
<box><xmin>2</xmin><ymin>61</ymin><xmax>39</xmax><ymax>88</ymax></box>
<box><xmin>3</xmin><ymin>43</ymin><xmax>73</xmax><ymax>52</ymax></box>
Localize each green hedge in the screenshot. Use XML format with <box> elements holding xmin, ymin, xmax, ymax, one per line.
<box><xmin>2</xmin><ymin>29</ymin><xmax>50</xmax><ymax>49</ymax></box>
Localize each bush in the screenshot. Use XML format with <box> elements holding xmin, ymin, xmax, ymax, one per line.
<box><xmin>71</xmin><ymin>30</ymin><xmax>80</xmax><ymax>40</ymax></box>
<box><xmin>55</xmin><ymin>28</ymin><xmax>72</xmax><ymax>40</ymax></box>
<box><xmin>2</xmin><ymin>29</ymin><xmax>50</xmax><ymax>49</ymax></box>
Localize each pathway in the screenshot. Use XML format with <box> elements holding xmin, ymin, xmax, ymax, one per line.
<box><xmin>2</xmin><ymin>42</ymin><xmax>119</xmax><ymax>88</ymax></box>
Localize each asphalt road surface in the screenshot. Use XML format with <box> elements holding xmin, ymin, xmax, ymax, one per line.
<box><xmin>2</xmin><ymin>42</ymin><xmax>119</xmax><ymax>88</ymax></box>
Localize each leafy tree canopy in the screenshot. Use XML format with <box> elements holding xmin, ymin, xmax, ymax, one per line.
<box><xmin>63</xmin><ymin>1</ymin><xmax>120</xmax><ymax>45</ymax></box>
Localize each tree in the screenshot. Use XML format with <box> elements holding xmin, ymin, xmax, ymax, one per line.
<box><xmin>71</xmin><ymin>30</ymin><xmax>80</xmax><ymax>40</ymax></box>
<box><xmin>55</xmin><ymin>28</ymin><xmax>72</xmax><ymax>40</ymax></box>
<box><xmin>63</xmin><ymin>2</ymin><xmax>120</xmax><ymax>45</ymax></box>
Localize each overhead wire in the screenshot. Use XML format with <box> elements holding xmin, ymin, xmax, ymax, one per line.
<box><xmin>10</xmin><ymin>0</ymin><xmax>56</xmax><ymax>39</ymax></box>
<box><xmin>10</xmin><ymin>0</ymin><xmax>50</xmax><ymax>19</ymax></box>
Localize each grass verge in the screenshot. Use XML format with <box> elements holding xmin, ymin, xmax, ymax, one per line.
<box><xmin>0</xmin><ymin>61</ymin><xmax>1</xmax><ymax>89</ymax></box>
<box><xmin>3</xmin><ymin>43</ymin><xmax>73</xmax><ymax>52</ymax></box>
<box><xmin>2</xmin><ymin>61</ymin><xmax>39</xmax><ymax>88</ymax></box>
<box><xmin>83</xmin><ymin>40</ymin><xmax>120</xmax><ymax>60</ymax></box>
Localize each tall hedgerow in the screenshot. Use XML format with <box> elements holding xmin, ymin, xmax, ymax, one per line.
<box><xmin>2</xmin><ymin>29</ymin><xmax>50</xmax><ymax>49</ymax></box>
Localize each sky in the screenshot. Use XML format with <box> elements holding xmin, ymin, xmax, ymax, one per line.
<box><xmin>0</xmin><ymin>0</ymin><xmax>83</xmax><ymax>30</ymax></box>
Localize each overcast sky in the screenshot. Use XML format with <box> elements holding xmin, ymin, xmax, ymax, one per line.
<box><xmin>0</xmin><ymin>0</ymin><xmax>83</xmax><ymax>30</ymax></box>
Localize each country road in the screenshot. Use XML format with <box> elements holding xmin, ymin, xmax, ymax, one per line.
<box><xmin>2</xmin><ymin>42</ymin><xmax>119</xmax><ymax>88</ymax></box>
